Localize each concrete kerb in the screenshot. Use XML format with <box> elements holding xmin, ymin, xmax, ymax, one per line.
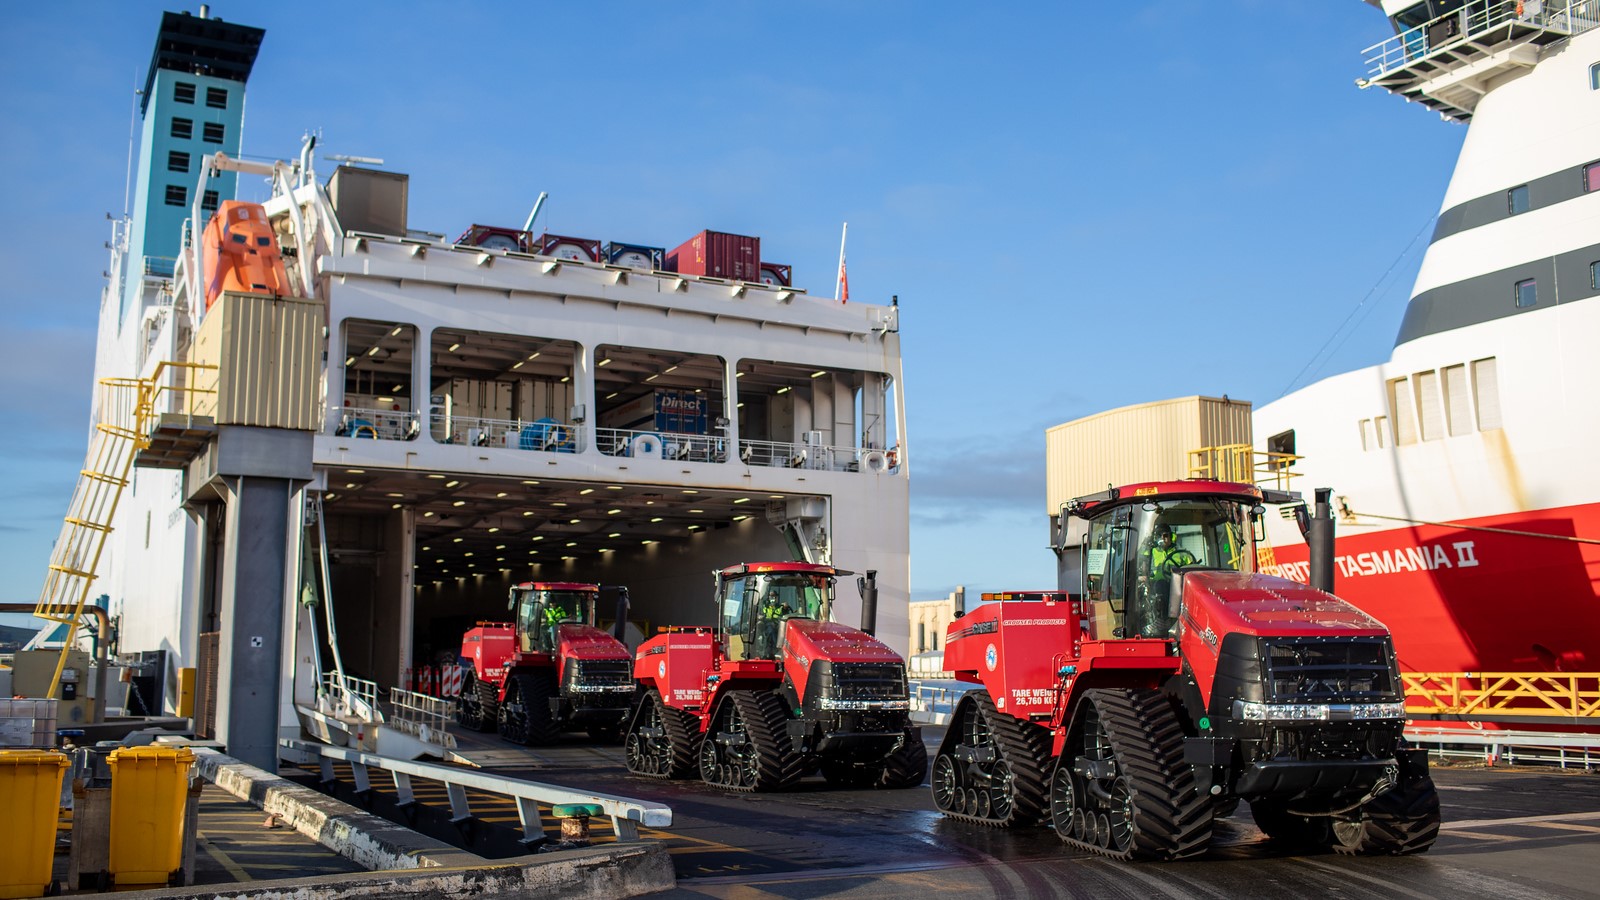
<box><xmin>109</xmin><ymin>843</ymin><xmax>676</xmax><ymax>900</ymax></box>
<box><xmin>188</xmin><ymin>748</ymin><xmax>676</xmax><ymax>897</ymax></box>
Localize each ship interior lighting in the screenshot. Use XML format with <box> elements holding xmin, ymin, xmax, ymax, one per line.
<box><xmin>562</xmin><ymin>556</ymin><xmax>575</xmax><ymax>561</ymax></box>
<box><xmin>344</xmin><ymin>357</ymin><xmax>355</xmax><ymax>366</ymax></box>
<box><xmin>496</xmin><ymin>492</ymin><xmax>507</xmax><ymax>498</ymax></box>
<box><xmin>523</xmin><ymin>510</ymin><xmax>534</xmax><ymax>516</ymax></box>
<box><xmin>448</xmin><ymin>342</ymin><xmax>461</xmax><ymax>352</ymax></box>
<box><xmin>664</xmin><ymin>365</ymin><xmax>678</xmax><ymax>373</ymax></box>
<box><xmin>424</xmin><ymin>511</ymin><xmax>434</xmax><ymax>517</ymax></box>
<box><xmin>512</xmin><ymin>361</ymin><xmax>525</xmax><ymax>369</ymax></box>
<box><xmin>598</xmin><ymin>358</ymin><xmax>611</xmax><ymax>366</ymax></box>
<box><xmin>496</xmin><ymin>544</ymin><xmax>506</xmax><ymax>550</ymax></box>
<box><xmin>608</xmin><ymin>509</ymin><xmax>621</xmax><ymax>515</ymax></box>
<box><xmin>325</xmin><ymin>494</ymin><xmax>337</xmax><ymax>501</ymax></box>
<box><xmin>776</xmin><ymin>386</ymin><xmax>791</xmax><ymax>394</ymax></box>
<box><xmin>733</xmin><ymin>515</ymin><xmax>749</xmax><ymax>522</ymax></box>
<box><xmin>600</xmin><ymin>548</ymin><xmax>613</xmax><ymax>553</ymax></box>
<box><xmin>452</xmin><ymin>500</ymin><xmax>465</xmax><ymax>507</ymax></box>
<box><xmin>811</xmin><ymin>371</ymin><xmax>826</xmax><ymax>378</ymax></box>
<box><xmin>366</xmin><ymin>347</ymin><xmax>380</xmax><ymax>356</ymax></box>
<box><xmin>650</xmin><ymin>517</ymin><xmax>663</xmax><ymax>523</ymax></box>
<box><xmin>689</xmin><ymin>509</ymin><xmax>704</xmax><ymax>514</ymax></box>
<box><xmin>552</xmin><ymin>502</ymin><xmax>568</xmax><ymax>507</ymax></box>
<box><xmin>446</xmin><ymin>480</ymin><xmax>460</xmax><ymax>487</ymax></box>
<box><xmin>392</xmin><ymin>503</ymin><xmax>402</xmax><ymax>509</ymax></box>
<box><xmin>390</xmin><ymin>326</ymin><xmax>403</xmax><ymax>336</ymax></box>
<box><xmin>645</xmin><ymin>374</ymin><xmax>659</xmax><ymax>382</ymax></box>
<box><xmin>682</xmin><ymin>490</ymin><xmax>699</xmax><ymax>494</ymax></box>
<box><xmin>566</xmin><ymin>542</ymin><xmax>578</xmax><ymax>547</ymax></box>
<box><xmin>377</xmin><ymin>397</ymin><xmax>392</xmax><ymax>403</ymax></box>
<box><xmin>532</xmin><ymin>536</ymin><xmax>544</xmax><ymax>541</ymax></box>
<box><xmin>487</xmin><ymin>527</ymin><xmax>500</xmax><ymax>533</ymax></box>
<box><xmin>428</xmin><ymin>474</ymin><xmax>446</xmax><ymax>480</ymax></box>
<box><xmin>568</xmin><ymin>518</ymin><xmax>580</xmax><ymax>524</ymax></box>
<box><xmin>605</xmin><ymin>392</ymin><xmax>618</xmax><ymax>399</ymax></box>
<box><xmin>608</xmin><ymin>533</ymin><xmax>621</xmax><ymax>538</ymax></box>
<box><xmin>453</xmin><ymin>537</ymin><xmax>463</xmax><ymax>543</ymax></box>
<box><xmin>607</xmin><ymin>485</ymin><xmax>623</xmax><ymax>490</ymax></box>
<box><xmin>521</xmin><ymin>480</ymin><xmax>540</xmax><ymax>485</ymax></box>
<box><xmin>346</xmin><ymin>469</ymin><xmax>366</xmax><ymax>474</ymax></box>
<box><xmin>580</xmin><ymin>488</ymin><xmax>595</xmax><ymax>495</ymax></box>
<box><xmin>733</xmin><ymin>497</ymin><xmax>750</xmax><ymax>504</ymax></box>
<box><xmin>528</xmin><ymin>352</ymin><xmax>540</xmax><ymax>360</ymax></box>
<box><xmin>392</xmin><ymin>385</ymin><xmax>403</xmax><ymax>392</ymax></box>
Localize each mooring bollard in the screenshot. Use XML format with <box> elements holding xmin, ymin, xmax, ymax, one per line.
<box><xmin>550</xmin><ymin>802</ymin><xmax>605</xmax><ymax>848</ymax></box>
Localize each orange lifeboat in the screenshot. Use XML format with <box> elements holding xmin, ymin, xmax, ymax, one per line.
<box><xmin>200</xmin><ymin>200</ymin><xmax>292</xmax><ymax>309</ymax></box>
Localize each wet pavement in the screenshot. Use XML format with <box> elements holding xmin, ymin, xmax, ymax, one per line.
<box><xmin>296</xmin><ymin>724</ymin><xmax>1600</xmax><ymax>899</ymax></box>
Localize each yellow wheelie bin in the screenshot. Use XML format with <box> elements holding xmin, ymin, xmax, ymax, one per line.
<box><xmin>107</xmin><ymin>745</ymin><xmax>195</xmax><ymax>887</ymax></box>
<box><xmin>0</xmin><ymin>749</ymin><xmax>69</xmax><ymax>899</ymax></box>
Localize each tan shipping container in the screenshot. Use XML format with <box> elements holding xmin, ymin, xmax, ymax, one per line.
<box><xmin>192</xmin><ymin>292</ymin><xmax>323</xmax><ymax>430</ymax></box>
<box><xmin>1045</xmin><ymin>395</ymin><xmax>1252</xmax><ymax>514</ymax></box>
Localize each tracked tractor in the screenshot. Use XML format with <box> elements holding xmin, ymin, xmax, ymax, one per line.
<box><xmin>454</xmin><ymin>582</ymin><xmax>635</xmax><ymax>745</ymax></box>
<box><xmin>625</xmin><ymin>562</ymin><xmax>926</xmax><ymax>792</ymax></box>
<box><xmin>933</xmin><ymin>481</ymin><xmax>1439</xmax><ymax>860</ymax></box>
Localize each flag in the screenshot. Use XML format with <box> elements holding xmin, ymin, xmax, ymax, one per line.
<box><xmin>838</xmin><ymin>255</ymin><xmax>849</xmax><ymax>304</ymax></box>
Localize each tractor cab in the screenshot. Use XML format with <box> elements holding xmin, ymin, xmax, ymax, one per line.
<box><xmin>1072</xmin><ymin>482</ymin><xmax>1264</xmax><ymax>641</ymax></box>
<box><xmin>714</xmin><ymin>562</ymin><xmax>840</xmax><ymax>661</ymax></box>
<box><xmin>508</xmin><ymin>582</ymin><xmax>600</xmax><ymax>654</ymax></box>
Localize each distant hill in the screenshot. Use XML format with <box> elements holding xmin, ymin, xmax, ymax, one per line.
<box><xmin>0</xmin><ymin>622</ymin><xmax>39</xmax><ymax>649</ymax></box>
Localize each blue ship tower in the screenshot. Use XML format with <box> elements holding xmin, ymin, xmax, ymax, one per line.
<box><xmin>122</xmin><ymin>7</ymin><xmax>263</xmax><ymax>326</ymax></box>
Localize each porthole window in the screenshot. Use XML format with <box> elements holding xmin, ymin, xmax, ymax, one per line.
<box><xmin>1515</xmin><ymin>278</ymin><xmax>1537</xmax><ymax>308</ymax></box>
<box><xmin>1508</xmin><ymin>184</ymin><xmax>1530</xmax><ymax>215</ymax></box>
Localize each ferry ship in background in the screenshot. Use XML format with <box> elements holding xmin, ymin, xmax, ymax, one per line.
<box><xmin>1255</xmin><ymin>0</ymin><xmax>1600</xmax><ymax>677</ymax></box>
<box><xmin>38</xmin><ymin>6</ymin><xmax>909</xmax><ymax>765</ymax></box>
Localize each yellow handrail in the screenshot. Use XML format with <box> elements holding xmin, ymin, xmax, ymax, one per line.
<box><xmin>1402</xmin><ymin>672</ymin><xmax>1600</xmax><ymax>719</ymax></box>
<box><xmin>1188</xmin><ymin>444</ymin><xmax>1301</xmax><ymax>491</ymax></box>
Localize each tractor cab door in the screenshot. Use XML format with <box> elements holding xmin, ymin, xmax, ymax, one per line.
<box><xmin>1083</xmin><ymin>505</ymin><xmax>1137</xmax><ymax>640</ymax></box>
<box><xmin>718</xmin><ymin>570</ymin><xmax>834</xmax><ymax>662</ymax></box>
<box><xmin>512</xmin><ymin>588</ymin><xmax>590</xmax><ymax>654</ymax></box>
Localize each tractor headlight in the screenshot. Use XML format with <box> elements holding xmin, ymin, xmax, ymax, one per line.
<box><xmin>818</xmin><ymin>698</ymin><xmax>910</xmax><ymax>711</ymax></box>
<box><xmin>1233</xmin><ymin>700</ymin><xmax>1405</xmax><ymax>722</ymax></box>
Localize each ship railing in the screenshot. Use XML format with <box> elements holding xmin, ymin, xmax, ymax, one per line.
<box><xmin>1403</xmin><ymin>671</ymin><xmax>1600</xmax><ymax>721</ymax></box>
<box><xmin>1407</xmin><ymin>726</ymin><xmax>1600</xmax><ymax>770</ymax></box>
<box><xmin>1188</xmin><ymin>444</ymin><xmax>1301</xmax><ymax>490</ymax></box>
<box><xmin>1364</xmin><ymin>0</ymin><xmax>1599</xmax><ymax>78</ymax></box>
<box><xmin>142</xmin><ymin>256</ymin><xmax>177</xmax><ymax>278</ymax></box>
<box><xmin>321</xmin><ymin>671</ymin><xmax>382</xmax><ymax>722</ymax></box>
<box><xmin>281</xmin><ymin>738</ymin><xmax>672</xmax><ymax>844</ymax></box>
<box><xmin>596</xmin><ymin>426</ymin><xmax>729</xmax><ymax>463</ymax></box>
<box><xmin>385</xmin><ymin>687</ymin><xmax>458</xmax><ymax>750</ymax></box>
<box><xmin>430</xmin><ymin>413</ymin><xmax>583</xmax><ymax>453</ymax></box>
<box><xmin>908</xmin><ymin>679</ymin><xmax>973</xmax><ymax>726</ymax></box>
<box><xmin>334</xmin><ymin>406</ymin><xmax>421</xmax><ymax>441</ymax></box>
<box><xmin>140</xmin><ymin>360</ymin><xmax>217</xmax><ymax>425</ymax></box>
<box><xmin>737</xmin><ymin>437</ymin><xmax>872</xmax><ymax>472</ymax></box>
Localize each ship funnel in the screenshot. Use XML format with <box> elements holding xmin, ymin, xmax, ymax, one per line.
<box><xmin>1309</xmin><ymin>487</ymin><xmax>1336</xmax><ymax>593</ymax></box>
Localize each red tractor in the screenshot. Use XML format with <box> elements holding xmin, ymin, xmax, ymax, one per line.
<box><xmin>455</xmin><ymin>581</ymin><xmax>635</xmax><ymax>744</ymax></box>
<box><xmin>624</xmin><ymin>562</ymin><xmax>926</xmax><ymax>792</ymax></box>
<box><xmin>933</xmin><ymin>481</ymin><xmax>1439</xmax><ymax>860</ymax></box>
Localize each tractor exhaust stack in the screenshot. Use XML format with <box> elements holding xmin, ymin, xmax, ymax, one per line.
<box><xmin>858</xmin><ymin>570</ymin><xmax>878</xmax><ymax>636</ymax></box>
<box><xmin>1309</xmin><ymin>487</ymin><xmax>1336</xmax><ymax>594</ymax></box>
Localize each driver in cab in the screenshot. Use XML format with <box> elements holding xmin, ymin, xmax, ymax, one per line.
<box><xmin>1137</xmin><ymin>524</ymin><xmax>1195</xmax><ymax>636</ymax></box>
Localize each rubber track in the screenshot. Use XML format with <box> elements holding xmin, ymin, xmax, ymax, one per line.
<box><xmin>721</xmin><ymin>690</ymin><xmax>807</xmax><ymax>793</ymax></box>
<box><xmin>1332</xmin><ymin>768</ymin><xmax>1441</xmax><ymax>856</ymax></box>
<box><xmin>455</xmin><ymin>675</ymin><xmax>497</xmax><ymax>733</ymax></box>
<box><xmin>878</xmin><ymin>726</ymin><xmax>929</xmax><ymax>789</ymax></box>
<box><xmin>499</xmin><ymin>670</ymin><xmax>561</xmax><ymax>746</ymax></box>
<box><xmin>626</xmin><ymin>689</ymin><xmax>702</xmax><ymax>780</ymax></box>
<box><xmin>937</xmin><ymin>690</ymin><xmax>1053</xmax><ymax>828</ymax></box>
<box><xmin>1056</xmin><ymin>688</ymin><xmax>1213</xmax><ymax>861</ymax></box>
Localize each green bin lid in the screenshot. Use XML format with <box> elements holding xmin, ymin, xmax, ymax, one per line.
<box><xmin>552</xmin><ymin>802</ymin><xmax>604</xmax><ymax>818</ymax></box>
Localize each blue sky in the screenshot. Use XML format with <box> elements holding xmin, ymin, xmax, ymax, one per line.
<box><xmin>0</xmin><ymin>1</ymin><xmax>1463</xmax><ymax>622</ymax></box>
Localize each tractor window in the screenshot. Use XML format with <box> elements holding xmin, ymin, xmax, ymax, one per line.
<box><xmin>1083</xmin><ymin>505</ymin><xmax>1134</xmax><ymax>640</ymax></box>
<box><xmin>727</xmin><ymin>571</ymin><xmax>835</xmax><ymax>660</ymax></box>
<box><xmin>514</xmin><ymin>589</ymin><xmax>592</xmax><ymax>654</ymax></box>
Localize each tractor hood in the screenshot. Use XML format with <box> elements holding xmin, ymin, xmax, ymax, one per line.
<box><xmin>557</xmin><ymin>623</ymin><xmax>631</xmax><ymax>661</ymax></box>
<box><xmin>1181</xmin><ymin>571</ymin><xmax>1390</xmax><ymax>639</ymax></box>
<box><xmin>783</xmin><ymin>618</ymin><xmax>902</xmax><ymax>666</ymax></box>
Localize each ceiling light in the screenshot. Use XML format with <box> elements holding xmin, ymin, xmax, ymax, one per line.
<box><xmin>768</xmin><ymin>495</ymin><xmax>784</xmax><ymax>499</ymax></box>
<box><xmin>811</xmin><ymin>371</ymin><xmax>826</xmax><ymax>378</ymax></box>
<box><xmin>495</xmin><ymin>544</ymin><xmax>506</xmax><ymax>550</ymax></box>
<box><xmin>497</xmin><ymin>557</ymin><xmax>505</xmax><ymax>562</ymax></box>
<box><xmin>377</xmin><ymin>396</ymin><xmax>393</xmax><ymax>403</ymax></box>
<box><xmin>607</xmin><ymin>509</ymin><xmax>621</xmax><ymax>515</ymax></box>
<box><xmin>428</xmin><ymin>474</ymin><xmax>446</xmax><ymax>480</ymax></box>
<box><xmin>645</xmin><ymin>374</ymin><xmax>658</xmax><ymax>382</ymax></box>
<box><xmin>453</xmin><ymin>537</ymin><xmax>463</xmax><ymax>543</ymax></box>
<box><xmin>391</xmin><ymin>503</ymin><xmax>402</xmax><ymax>509</ymax></box>
<box><xmin>452</xmin><ymin>500</ymin><xmax>465</xmax><ymax>507</ymax></box>
<box><xmin>687</xmin><ymin>525</ymin><xmax>700</xmax><ymax>531</ymax></box>
<box><xmin>325</xmin><ymin>493</ymin><xmax>337</xmax><ymax>501</ymax></box>
<box><xmin>689</xmin><ymin>509</ymin><xmax>704</xmax><ymax>514</ymax></box>
<box><xmin>496</xmin><ymin>492</ymin><xmax>507</xmax><ymax>498</ymax></box>
<box><xmin>566</xmin><ymin>542</ymin><xmax>577</xmax><ymax>547</ymax></box>
<box><xmin>608</xmin><ymin>533</ymin><xmax>621</xmax><ymax>538</ymax></box>
<box><xmin>346</xmin><ymin>468</ymin><xmax>366</xmax><ymax>474</ymax></box>
<box><xmin>733</xmin><ymin>497</ymin><xmax>750</xmax><ymax>504</ymax></box>
<box><xmin>446</xmin><ymin>480</ymin><xmax>460</xmax><ymax>488</ymax></box>
<box><xmin>580</xmin><ymin>488</ymin><xmax>594</xmax><ymax>495</ymax></box>
<box><xmin>366</xmin><ymin>346</ymin><xmax>381</xmax><ymax>357</ymax></box>
<box><xmin>448</xmin><ymin>342</ymin><xmax>461</xmax><ymax>352</ymax></box>
<box><xmin>598</xmin><ymin>358</ymin><xmax>611</xmax><ymax>366</ymax></box>
<box><xmin>528</xmin><ymin>352</ymin><xmax>540</xmax><ymax>360</ymax></box>
<box><xmin>532</xmin><ymin>536</ymin><xmax>544</xmax><ymax>541</ymax></box>
<box><xmin>733</xmin><ymin>515</ymin><xmax>749</xmax><ymax>522</ymax></box>
<box><xmin>569</xmin><ymin>518</ymin><xmax>580</xmax><ymax>524</ymax></box>
<box><xmin>436</xmin><ymin>559</ymin><xmax>444</xmax><ymax>564</ymax></box>
<box><xmin>682</xmin><ymin>490</ymin><xmax>699</xmax><ymax>495</ymax></box>
<box><xmin>344</xmin><ymin>482</ymin><xmax>356</xmax><ymax>489</ymax></box>
<box><xmin>344</xmin><ymin>356</ymin><xmax>356</xmax><ymax>366</ymax></box>
<box><xmin>641</xmin><ymin>540</ymin><xmax>657</xmax><ymax>545</ymax></box>
<box><xmin>737</xmin><ymin>402</ymin><xmax>744</xmax><ymax>408</ymax></box>
<box><xmin>464</xmin><ymin>552</ymin><xmax>474</xmax><ymax>557</ymax></box>
<box><xmin>424</xmin><ymin>511</ymin><xmax>434</xmax><ymax>517</ymax></box>
<box><xmin>562</xmin><ymin>556</ymin><xmax>575</xmax><ymax>561</ymax></box>
<box><xmin>736</xmin><ymin>371</ymin><xmax>745</xmax><ymax>378</ymax></box>
<box><xmin>664</xmin><ymin>365</ymin><xmax>678</xmax><ymax>373</ymax></box>
<box><xmin>390</xmin><ymin>326</ymin><xmax>403</xmax><ymax>336</ymax></box>
<box><xmin>522</xmin><ymin>510</ymin><xmax>534</xmax><ymax>516</ymax></box>
<box><xmin>422</xmin><ymin>546</ymin><xmax>431</xmax><ymax>551</ymax></box>
<box><xmin>776</xmin><ymin>386</ymin><xmax>791</xmax><ymax>394</ymax></box>
<box><xmin>561</xmin><ymin>376</ymin><xmax>570</xmax><ymax>383</ymax></box>
<box><xmin>488</xmin><ymin>527</ymin><xmax>500</xmax><ymax>533</ymax></box>
<box><xmin>599</xmin><ymin>548</ymin><xmax>613</xmax><ymax>553</ymax></box>
<box><xmin>605</xmin><ymin>392</ymin><xmax>618</xmax><ymax>400</ymax></box>
<box><xmin>512</xmin><ymin>361</ymin><xmax>525</xmax><ymax>369</ymax></box>
<box><xmin>521</xmin><ymin>480</ymin><xmax>540</xmax><ymax>485</ymax></box>
<box><xmin>392</xmin><ymin>384</ymin><xmax>403</xmax><ymax>392</ymax></box>
<box><xmin>607</xmin><ymin>485</ymin><xmax>623</xmax><ymax>491</ymax></box>
<box><xmin>650</xmin><ymin>517</ymin><xmax>663</xmax><ymax>523</ymax></box>
<box><xmin>530</xmin><ymin>550</ymin><xmax>539</xmax><ymax>555</ymax></box>
<box><xmin>552</xmin><ymin>502</ymin><xmax>568</xmax><ymax>507</ymax></box>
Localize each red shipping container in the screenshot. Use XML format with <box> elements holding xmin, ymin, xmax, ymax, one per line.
<box><xmin>667</xmin><ymin>230</ymin><xmax>761</xmax><ymax>282</ymax></box>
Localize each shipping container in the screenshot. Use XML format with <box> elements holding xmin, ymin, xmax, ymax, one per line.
<box><xmin>599</xmin><ymin>389</ymin><xmax>708</xmax><ymax>435</ymax></box>
<box><xmin>454</xmin><ymin>224</ymin><xmax>530</xmax><ymax>251</ymax></box>
<box><xmin>603</xmin><ymin>241</ymin><xmax>665</xmax><ymax>270</ymax></box>
<box><xmin>758</xmin><ymin>262</ymin><xmax>792</xmax><ymax>287</ymax></box>
<box><xmin>535</xmin><ymin>233</ymin><xmax>602</xmax><ymax>262</ymax></box>
<box><xmin>666</xmin><ymin>230</ymin><xmax>761</xmax><ymax>282</ymax></box>
<box><xmin>327</xmin><ymin>165</ymin><xmax>408</xmax><ymax>236</ymax></box>
<box><xmin>193</xmin><ymin>292</ymin><xmax>322</xmax><ymax>430</ymax></box>
<box><xmin>1044</xmin><ymin>395</ymin><xmax>1253</xmax><ymax>514</ymax></box>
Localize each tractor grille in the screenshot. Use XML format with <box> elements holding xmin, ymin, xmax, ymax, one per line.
<box><xmin>831</xmin><ymin>663</ymin><xmax>907</xmax><ymax>702</ymax></box>
<box><xmin>571</xmin><ymin>658</ymin><xmax>632</xmax><ymax>688</ymax></box>
<box><xmin>1264</xmin><ymin>639</ymin><xmax>1394</xmax><ymax>701</ymax></box>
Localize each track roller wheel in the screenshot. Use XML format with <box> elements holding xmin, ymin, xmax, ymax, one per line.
<box><xmin>454</xmin><ymin>671</ymin><xmax>491</xmax><ymax>732</ymax></box>
<box><xmin>1050</xmin><ymin>688</ymin><xmax>1213</xmax><ymax>860</ymax></box>
<box><xmin>930</xmin><ymin>690</ymin><xmax>1051</xmax><ymax>827</ymax></box>
<box><xmin>624</xmin><ymin>689</ymin><xmax>701</xmax><ymax>779</ymax></box>
<box><xmin>698</xmin><ymin>690</ymin><xmax>806</xmax><ymax>793</ymax></box>
<box><xmin>497</xmin><ymin>670</ymin><xmax>560</xmax><ymax>746</ymax></box>
<box><xmin>1331</xmin><ymin>752</ymin><xmax>1441</xmax><ymax>856</ymax></box>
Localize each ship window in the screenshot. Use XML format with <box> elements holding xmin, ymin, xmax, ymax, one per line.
<box><xmin>206</xmin><ymin>87</ymin><xmax>228</xmax><ymax>109</ymax></box>
<box><xmin>1415</xmin><ymin>370</ymin><xmax>1444</xmax><ymax>441</ymax></box>
<box><xmin>164</xmin><ymin>185</ymin><xmax>186</xmax><ymax>207</ymax></box>
<box><xmin>1587</xmin><ymin>161</ymin><xmax>1600</xmax><ymax>192</ymax></box>
<box><xmin>1592</xmin><ymin>260</ymin><xmax>1599</xmax><ymax>289</ymax></box>
<box><xmin>166</xmin><ymin>150</ymin><xmax>189</xmax><ymax>173</ymax></box>
<box><xmin>170</xmin><ymin>117</ymin><xmax>192</xmax><ymax>140</ymax></box>
<box><xmin>201</xmin><ymin>189</ymin><xmax>218</xmax><ymax>213</ymax></box>
<box><xmin>203</xmin><ymin>122</ymin><xmax>225</xmax><ymax>144</ymax></box>
<box><xmin>1442</xmin><ymin>364</ymin><xmax>1472</xmax><ymax>436</ymax></box>
<box><xmin>1591</xmin><ymin>62</ymin><xmax>1600</xmax><ymax>90</ymax></box>
<box><xmin>1514</xmin><ymin>278</ymin><xmax>1537</xmax><ymax>308</ymax></box>
<box><xmin>174</xmin><ymin>81</ymin><xmax>195</xmax><ymax>104</ymax></box>
<box><xmin>1472</xmin><ymin>357</ymin><xmax>1502</xmax><ymax>430</ymax></box>
<box><xmin>1507</xmin><ymin>185</ymin><xmax>1530</xmax><ymax>215</ymax></box>
<box><xmin>1358</xmin><ymin>418</ymin><xmax>1375</xmax><ymax>451</ymax></box>
<box><xmin>1373</xmin><ymin>415</ymin><xmax>1389</xmax><ymax>449</ymax></box>
<box><xmin>918</xmin><ymin>622</ymin><xmax>926</xmax><ymax>654</ymax></box>
<box><xmin>1388</xmin><ymin>377</ymin><xmax>1418</xmax><ymax>445</ymax></box>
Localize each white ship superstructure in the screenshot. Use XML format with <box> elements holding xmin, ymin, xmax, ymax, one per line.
<box><xmin>65</xmin><ymin>9</ymin><xmax>910</xmax><ymax>767</ymax></box>
<box><xmin>1255</xmin><ymin>0</ymin><xmax>1600</xmax><ymax>674</ymax></box>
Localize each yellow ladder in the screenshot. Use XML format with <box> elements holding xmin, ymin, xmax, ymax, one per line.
<box><xmin>34</xmin><ymin>377</ymin><xmax>149</xmax><ymax>695</ymax></box>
